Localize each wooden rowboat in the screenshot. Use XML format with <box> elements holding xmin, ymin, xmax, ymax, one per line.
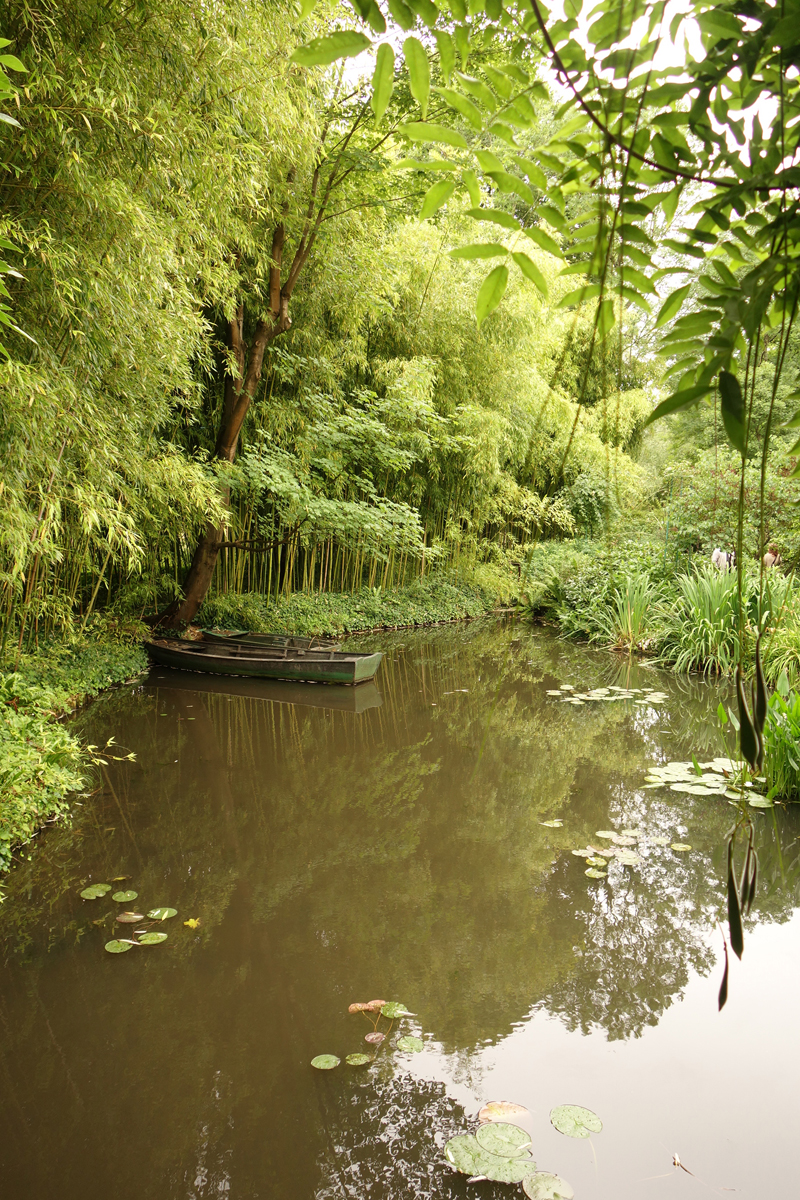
<box><xmin>145</xmin><ymin>637</ymin><xmax>382</xmax><ymax>685</ymax></box>
<box><xmin>201</xmin><ymin>627</ymin><xmax>341</xmax><ymax>651</ymax></box>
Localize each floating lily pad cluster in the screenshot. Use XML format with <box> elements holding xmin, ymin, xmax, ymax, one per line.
<box><xmin>444</xmin><ymin>1100</ymin><xmax>601</xmax><ymax>1197</ymax></box>
<box><xmin>311</xmin><ymin>1000</ymin><xmax>421</xmax><ymax>1071</ymax></box>
<box><xmin>643</xmin><ymin>757</ymin><xmax>772</xmax><ymax>807</ymax></box>
<box><xmin>546</xmin><ymin>683</ymin><xmax>668</xmax><ymax>707</ymax></box>
<box><xmin>78</xmin><ymin>878</ymin><xmax>178</xmax><ymax>953</ymax></box>
<box><xmin>571</xmin><ymin>826</ymin><xmax>692</xmax><ymax>878</ymax></box>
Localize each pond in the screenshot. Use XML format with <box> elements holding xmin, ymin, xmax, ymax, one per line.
<box><xmin>0</xmin><ymin>619</ymin><xmax>798</xmax><ymax>1200</ymax></box>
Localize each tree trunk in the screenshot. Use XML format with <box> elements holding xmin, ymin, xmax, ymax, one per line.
<box><xmin>158</xmin><ymin>290</ymin><xmax>290</xmax><ymax>626</ymax></box>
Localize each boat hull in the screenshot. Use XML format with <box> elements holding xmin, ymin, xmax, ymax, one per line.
<box><xmin>145</xmin><ymin>639</ymin><xmax>382</xmax><ymax>685</ymax></box>
<box><xmin>201</xmin><ymin>628</ymin><xmax>341</xmax><ymax>651</ymax></box>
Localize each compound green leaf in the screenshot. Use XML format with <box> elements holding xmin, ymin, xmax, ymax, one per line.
<box><xmin>290</xmin><ymin>31</ymin><xmax>371</xmax><ymax>66</ymax></box>
<box><xmin>476</xmin><ymin>264</ymin><xmax>509</xmax><ymax>327</ymax></box>
<box><xmin>399</xmin><ymin>122</ymin><xmax>468</xmax><ymax>148</ymax></box>
<box><xmin>371</xmin><ymin>43</ymin><xmax>395</xmax><ymax>124</ymax></box>
<box><xmin>404</xmin><ymin>36</ymin><xmax>430</xmax><ymax>118</ymax></box>
<box><xmin>419</xmin><ymin>177</ymin><xmax>456</xmax><ymax>219</ymax></box>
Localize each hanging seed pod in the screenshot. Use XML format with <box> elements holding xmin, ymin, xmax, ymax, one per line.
<box><xmin>746</xmin><ymin>850</ymin><xmax>758</xmax><ymax>916</ymax></box>
<box><xmin>718</xmin><ymin>937</ymin><xmax>729</xmax><ymax>1011</ymax></box>
<box><xmin>727</xmin><ymin>839</ymin><xmax>744</xmax><ymax>960</ymax></box>
<box><xmin>754</xmin><ymin>636</ymin><xmax>768</xmax><ymax>769</ymax></box>
<box><xmin>736</xmin><ymin>665</ymin><xmax>759</xmax><ymax>772</ymax></box>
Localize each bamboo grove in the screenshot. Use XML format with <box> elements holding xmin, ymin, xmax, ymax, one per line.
<box><xmin>2</xmin><ymin>0</ymin><xmax>799</xmax><ymax>649</ymax></box>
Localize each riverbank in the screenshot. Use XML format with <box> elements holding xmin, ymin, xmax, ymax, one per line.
<box><xmin>520</xmin><ymin>537</ymin><xmax>800</xmax><ymax>682</ymax></box>
<box><xmin>197</xmin><ymin>576</ymin><xmax>498</xmax><ymax>637</ymax></box>
<box><xmin>0</xmin><ymin>639</ymin><xmax>147</xmax><ymax>878</ymax></box>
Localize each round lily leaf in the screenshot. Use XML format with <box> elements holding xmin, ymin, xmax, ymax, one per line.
<box><xmin>540</xmin><ymin>819</ymin><xmax>563</xmax><ymax>827</ymax></box>
<box><xmin>478</xmin><ymin>1101</ymin><xmax>531</xmax><ymax>1124</ymax></box>
<box><xmin>475</xmin><ymin>1122</ymin><xmax>531</xmax><ymax>1159</ymax></box>
<box><xmin>147</xmin><ymin>907</ymin><xmax>177</xmax><ymax>920</ymax></box>
<box><xmin>595</xmin><ymin>831</ymin><xmax>615</xmax><ymax>839</ymax></box>
<box><xmin>365</xmin><ymin>1031</ymin><xmax>385</xmax><ymax>1044</ymax></box>
<box><xmin>80</xmin><ymin>883</ymin><xmax>111</xmax><ymax>900</ymax></box>
<box><xmin>381</xmin><ymin>1002</ymin><xmax>413</xmax><ymax>1019</ymax></box>
<box><xmin>444</xmin><ymin>1135</ymin><xmax>534</xmax><ymax>1183</ymax></box>
<box><xmin>346</xmin><ymin>1053</ymin><xmax>372</xmax><ymax>1066</ymax></box>
<box><xmin>311</xmin><ymin>1054</ymin><xmax>340</xmax><ymax>1070</ymax></box>
<box><xmin>586</xmin><ymin>856</ymin><xmax>607</xmax><ymax>867</ymax></box>
<box><xmin>138</xmin><ymin>931</ymin><xmax>167</xmax><ymax>945</ymax></box>
<box><xmin>397</xmin><ymin>1035</ymin><xmax>424</xmax><ymax>1052</ymax></box>
<box><xmin>585</xmin><ymin>868</ymin><xmax>607</xmax><ymax>878</ymax></box>
<box><xmin>104</xmin><ymin>939</ymin><xmax>133</xmax><ymax>954</ymax></box>
<box><xmin>671</xmin><ymin>843</ymin><xmax>692</xmax><ymax>852</ymax></box>
<box><xmin>116</xmin><ymin>912</ymin><xmax>144</xmax><ymax>924</ymax></box>
<box><xmin>748</xmin><ymin>796</ymin><xmax>773</xmax><ymax>808</ymax></box>
<box><xmin>571</xmin><ymin>849</ymin><xmax>593</xmax><ymax>857</ymax></box>
<box><xmin>112</xmin><ymin>890</ymin><xmax>138</xmax><ymax>903</ymax></box>
<box><xmin>650</xmin><ymin>836</ymin><xmax>671</xmax><ymax>845</ymax></box>
<box><xmin>550</xmin><ymin>1104</ymin><xmax>602</xmax><ymax>1139</ymax></box>
<box><xmin>620</xmin><ymin>828</ymin><xmax>642</xmax><ymax>837</ymax></box>
<box><xmin>523</xmin><ymin>1171</ymin><xmax>574</xmax><ymax>1199</ymax></box>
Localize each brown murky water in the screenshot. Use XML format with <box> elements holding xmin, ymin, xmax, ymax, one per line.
<box><xmin>1</xmin><ymin>619</ymin><xmax>799</xmax><ymax>1200</ymax></box>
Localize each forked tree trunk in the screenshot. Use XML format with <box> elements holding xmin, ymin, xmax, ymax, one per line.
<box><xmin>159</xmin><ymin>288</ymin><xmax>290</xmax><ymax>626</ymax></box>
<box><xmin>158</xmin><ymin>145</ymin><xmax>344</xmax><ymax>627</ymax></box>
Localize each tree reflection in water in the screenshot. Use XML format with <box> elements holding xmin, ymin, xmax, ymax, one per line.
<box><xmin>0</xmin><ymin>619</ymin><xmax>799</xmax><ymax>1199</ymax></box>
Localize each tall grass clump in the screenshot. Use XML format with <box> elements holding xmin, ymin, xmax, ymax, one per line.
<box><xmin>657</xmin><ymin>565</ymin><xmax>745</xmax><ymax>675</ymax></box>
<box><xmin>763</xmin><ymin>674</ymin><xmax>800</xmax><ymax>801</ymax></box>
<box><xmin>593</xmin><ymin>573</ymin><xmax>657</xmax><ymax>652</ymax></box>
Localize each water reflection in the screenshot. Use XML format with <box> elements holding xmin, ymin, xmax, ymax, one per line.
<box><xmin>0</xmin><ymin>619</ymin><xmax>799</xmax><ymax>1199</ymax></box>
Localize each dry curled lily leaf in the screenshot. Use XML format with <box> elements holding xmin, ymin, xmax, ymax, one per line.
<box><xmin>478</xmin><ymin>1100</ymin><xmax>531</xmax><ymax>1124</ymax></box>
<box><xmin>365</xmin><ymin>1031</ymin><xmax>385</xmax><ymax>1044</ymax></box>
<box><xmin>348</xmin><ymin>1002</ymin><xmax>369</xmax><ymax>1013</ymax></box>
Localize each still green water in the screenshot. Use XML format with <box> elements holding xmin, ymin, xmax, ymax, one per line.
<box><xmin>1</xmin><ymin>619</ymin><xmax>799</xmax><ymax>1199</ymax></box>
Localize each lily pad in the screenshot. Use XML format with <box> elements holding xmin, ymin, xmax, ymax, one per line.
<box><xmin>475</xmin><ymin>1122</ymin><xmax>532</xmax><ymax>1159</ymax></box>
<box><xmin>595</xmin><ymin>831</ymin><xmax>616</xmax><ymax>839</ymax></box>
<box><xmin>620</xmin><ymin>828</ymin><xmax>642</xmax><ymax>837</ymax></box>
<box><xmin>649</xmin><ymin>836</ymin><xmax>671</xmax><ymax>845</ymax></box>
<box><xmin>444</xmin><ymin>1135</ymin><xmax>534</xmax><ymax>1183</ymax></box>
<box><xmin>571</xmin><ymin>849</ymin><xmax>593</xmax><ymax>858</ymax></box>
<box><xmin>748</xmin><ymin>796</ymin><xmax>774</xmax><ymax>808</ymax></box>
<box><xmin>80</xmin><ymin>883</ymin><xmax>111</xmax><ymax>900</ymax></box>
<box><xmin>397</xmin><ymin>1035</ymin><xmax>424</xmax><ymax>1053</ymax></box>
<box><xmin>104</xmin><ymin>939</ymin><xmax>134</xmax><ymax>954</ymax></box>
<box><xmin>585</xmin><ymin>868</ymin><xmax>607</xmax><ymax>879</ymax></box>
<box><xmin>381</xmin><ymin>1002</ymin><xmax>413</xmax><ymax>1019</ymax></box>
<box><xmin>523</xmin><ymin>1173</ymin><xmax>575</xmax><ymax>1200</ymax></box>
<box><xmin>540</xmin><ymin>819</ymin><xmax>563</xmax><ymax>828</ymax></box>
<box><xmin>112</xmin><ymin>890</ymin><xmax>138</xmax><ymax>903</ymax></box>
<box><xmin>671</xmin><ymin>843</ymin><xmax>692</xmax><ymax>852</ymax></box>
<box><xmin>365</xmin><ymin>1031</ymin><xmax>385</xmax><ymax>1044</ymax></box>
<box><xmin>115</xmin><ymin>912</ymin><xmax>145</xmax><ymax>924</ymax></box>
<box><xmin>550</xmin><ymin>1104</ymin><xmax>602</xmax><ymax>1139</ymax></box>
<box><xmin>586</xmin><ymin>856</ymin><xmax>607</xmax><ymax>867</ymax></box>
<box><xmin>478</xmin><ymin>1100</ymin><xmax>531</xmax><ymax>1124</ymax></box>
<box><xmin>138</xmin><ymin>931</ymin><xmax>167</xmax><ymax>945</ymax></box>
<box><xmin>311</xmin><ymin>1054</ymin><xmax>340</xmax><ymax>1070</ymax></box>
<box><xmin>346</xmin><ymin>1053</ymin><xmax>371</xmax><ymax>1066</ymax></box>
<box><xmin>147</xmin><ymin>907</ymin><xmax>177</xmax><ymax>921</ymax></box>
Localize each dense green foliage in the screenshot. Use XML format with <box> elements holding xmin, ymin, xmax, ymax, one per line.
<box><xmin>0</xmin><ymin>639</ymin><xmax>146</xmax><ymax>874</ymax></box>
